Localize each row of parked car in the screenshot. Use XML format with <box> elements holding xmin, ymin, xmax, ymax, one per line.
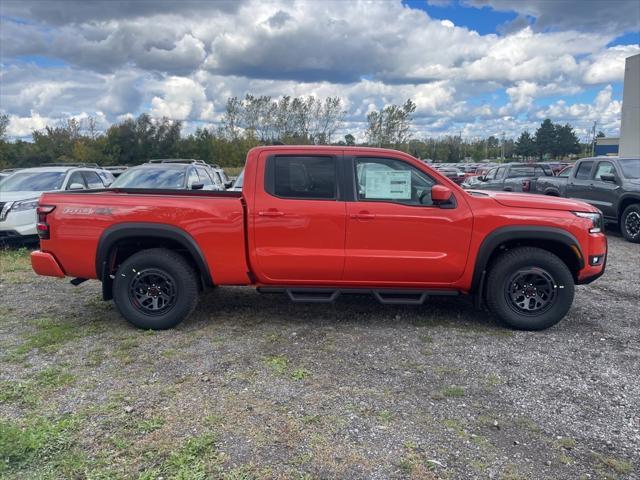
<box><xmin>0</xmin><ymin>159</ymin><xmax>241</xmax><ymax>244</ymax></box>
<box><xmin>457</xmin><ymin>157</ymin><xmax>639</xmax><ymax>243</ymax></box>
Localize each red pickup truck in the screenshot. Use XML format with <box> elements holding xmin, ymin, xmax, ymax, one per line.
<box><xmin>31</xmin><ymin>146</ymin><xmax>607</xmax><ymax>331</ymax></box>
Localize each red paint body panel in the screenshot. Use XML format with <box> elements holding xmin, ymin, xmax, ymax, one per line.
<box><xmin>32</xmin><ymin>146</ymin><xmax>607</xmax><ymax>292</ymax></box>
<box><xmin>31</xmin><ymin>251</ymin><xmax>65</xmax><ymax>277</ymax></box>
<box><xmin>37</xmin><ymin>191</ymin><xmax>248</xmax><ymax>284</ymax></box>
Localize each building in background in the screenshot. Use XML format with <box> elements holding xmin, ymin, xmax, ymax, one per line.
<box><xmin>619</xmin><ymin>53</ymin><xmax>640</xmax><ymax>157</ymax></box>
<box><xmin>594</xmin><ymin>137</ymin><xmax>620</xmax><ymax>156</ymax></box>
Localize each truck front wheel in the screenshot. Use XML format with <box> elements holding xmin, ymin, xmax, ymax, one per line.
<box><xmin>112</xmin><ymin>248</ymin><xmax>199</xmax><ymax>330</ymax></box>
<box><xmin>485</xmin><ymin>247</ymin><xmax>574</xmax><ymax>330</ymax></box>
<box><xmin>621</xmin><ymin>204</ymin><xmax>640</xmax><ymax>243</ymax></box>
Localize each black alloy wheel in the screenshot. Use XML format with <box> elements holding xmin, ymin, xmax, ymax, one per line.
<box><xmin>505</xmin><ymin>267</ymin><xmax>556</xmax><ymax>316</ymax></box>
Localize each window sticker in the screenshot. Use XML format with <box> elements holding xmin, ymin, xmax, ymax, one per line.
<box><xmin>364</xmin><ymin>170</ymin><xmax>411</xmax><ymax>199</ymax></box>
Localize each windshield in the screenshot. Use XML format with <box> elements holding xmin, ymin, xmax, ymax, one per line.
<box><xmin>0</xmin><ymin>171</ymin><xmax>66</xmax><ymax>192</ymax></box>
<box><xmin>618</xmin><ymin>159</ymin><xmax>640</xmax><ymax>179</ymax></box>
<box><xmin>111</xmin><ymin>167</ymin><xmax>186</xmax><ymax>189</ymax></box>
<box><xmin>232</xmin><ymin>170</ymin><xmax>244</xmax><ymax>189</ymax></box>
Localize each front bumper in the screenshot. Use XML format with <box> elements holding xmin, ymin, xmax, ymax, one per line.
<box><xmin>31</xmin><ymin>250</ymin><xmax>65</xmax><ymax>278</ymax></box>
<box><xmin>576</xmin><ymin>233</ymin><xmax>607</xmax><ymax>285</ymax></box>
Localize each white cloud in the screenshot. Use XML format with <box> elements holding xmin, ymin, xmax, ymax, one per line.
<box><xmin>7</xmin><ymin>111</ymin><xmax>56</xmax><ymax>137</ymax></box>
<box><xmin>583</xmin><ymin>45</ymin><xmax>640</xmax><ymax>84</ymax></box>
<box><xmin>0</xmin><ymin>0</ymin><xmax>636</xmax><ymax>140</ymax></box>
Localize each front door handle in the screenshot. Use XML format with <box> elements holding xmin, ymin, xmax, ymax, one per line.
<box><xmin>350</xmin><ymin>211</ymin><xmax>376</xmax><ymax>220</ymax></box>
<box><xmin>258</xmin><ymin>209</ymin><xmax>285</xmax><ymax>217</ymax></box>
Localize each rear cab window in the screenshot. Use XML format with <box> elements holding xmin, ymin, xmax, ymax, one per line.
<box><xmin>265</xmin><ymin>156</ymin><xmax>337</xmax><ymax>200</ymax></box>
<box><xmin>575</xmin><ymin>161</ymin><xmax>594</xmax><ymax>180</ymax></box>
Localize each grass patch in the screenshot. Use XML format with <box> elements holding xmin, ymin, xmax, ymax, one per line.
<box><xmin>136</xmin><ymin>417</ymin><xmax>165</xmax><ymax>435</ymax></box>
<box><xmin>32</xmin><ymin>366</ymin><xmax>76</xmax><ymax>388</ymax></box>
<box><xmin>0</xmin><ymin>415</ymin><xmax>82</xmax><ymax>475</ymax></box>
<box><xmin>377</xmin><ymin>410</ymin><xmax>394</xmax><ymax>424</ymax></box>
<box><xmin>0</xmin><ymin>380</ymin><xmax>37</xmax><ymax>406</ymax></box>
<box><xmin>290</xmin><ymin>368</ymin><xmax>310</xmax><ymax>381</ymax></box>
<box><xmin>13</xmin><ymin>318</ymin><xmax>77</xmax><ymax>358</ymax></box>
<box><xmin>440</xmin><ymin>386</ymin><xmax>465</xmax><ymax>398</ymax></box>
<box><xmin>113</xmin><ymin>336</ymin><xmax>139</xmax><ymax>365</ymax></box>
<box><xmin>556</xmin><ymin>437</ymin><xmax>576</xmax><ymax>450</ymax></box>
<box><xmin>138</xmin><ymin>432</ymin><xmax>223</xmax><ymax>479</ymax></box>
<box><xmin>0</xmin><ymin>247</ymin><xmax>31</xmax><ymax>274</ymax></box>
<box><xmin>593</xmin><ymin>453</ymin><xmax>633</xmax><ymax>475</ymax></box>
<box><xmin>265</xmin><ymin>355</ymin><xmax>289</xmax><ymax>374</ymax></box>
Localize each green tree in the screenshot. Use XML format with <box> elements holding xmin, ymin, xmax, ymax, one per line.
<box><xmin>344</xmin><ymin>133</ymin><xmax>355</xmax><ymax>146</ymax></box>
<box><xmin>515</xmin><ymin>131</ymin><xmax>536</xmax><ymax>159</ymax></box>
<box><xmin>366</xmin><ymin>99</ymin><xmax>416</xmax><ymax>148</ymax></box>
<box><xmin>555</xmin><ymin>123</ymin><xmax>580</xmax><ymax>158</ymax></box>
<box><xmin>535</xmin><ymin>119</ymin><xmax>557</xmax><ymax>159</ymax></box>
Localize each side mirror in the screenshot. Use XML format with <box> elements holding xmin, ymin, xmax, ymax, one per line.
<box><xmin>479</xmin><ymin>175</ymin><xmax>487</xmax><ymax>182</ymax></box>
<box><xmin>431</xmin><ymin>185</ymin><xmax>453</xmax><ymax>204</ymax></box>
<box><xmin>600</xmin><ymin>173</ymin><xmax>616</xmax><ymax>183</ymax></box>
<box><xmin>225</xmin><ymin>181</ymin><xmax>233</xmax><ymax>188</ymax></box>
<box><xmin>68</xmin><ymin>183</ymin><xmax>85</xmax><ymax>190</ymax></box>
<box><xmin>191</xmin><ymin>182</ymin><xmax>204</xmax><ymax>190</ymax></box>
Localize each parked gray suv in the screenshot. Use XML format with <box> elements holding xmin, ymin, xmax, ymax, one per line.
<box><xmin>563</xmin><ymin>157</ymin><xmax>640</xmax><ymax>243</ymax></box>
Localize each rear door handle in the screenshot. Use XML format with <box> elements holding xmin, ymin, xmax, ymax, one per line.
<box><xmin>350</xmin><ymin>211</ymin><xmax>376</xmax><ymax>220</ymax></box>
<box><xmin>258</xmin><ymin>210</ymin><xmax>285</xmax><ymax>217</ymax></box>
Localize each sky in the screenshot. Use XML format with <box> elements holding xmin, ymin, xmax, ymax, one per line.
<box><xmin>1</xmin><ymin>0</ymin><xmax>639</xmax><ymax>142</ymax></box>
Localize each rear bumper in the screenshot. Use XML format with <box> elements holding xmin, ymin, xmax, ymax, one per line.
<box><xmin>31</xmin><ymin>250</ymin><xmax>65</xmax><ymax>278</ymax></box>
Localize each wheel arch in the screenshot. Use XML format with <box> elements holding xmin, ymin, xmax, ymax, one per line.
<box><xmin>618</xmin><ymin>195</ymin><xmax>640</xmax><ymax>222</ymax></box>
<box><xmin>96</xmin><ymin>223</ymin><xmax>214</xmax><ymax>300</ymax></box>
<box><xmin>471</xmin><ymin>226</ymin><xmax>585</xmax><ymax>295</ymax></box>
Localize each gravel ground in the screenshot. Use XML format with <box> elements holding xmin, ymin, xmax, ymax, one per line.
<box><xmin>0</xmin><ymin>233</ymin><xmax>638</xmax><ymax>479</ymax></box>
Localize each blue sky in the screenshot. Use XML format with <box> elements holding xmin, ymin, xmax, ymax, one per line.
<box><xmin>1</xmin><ymin>0</ymin><xmax>639</xmax><ymax>140</ymax></box>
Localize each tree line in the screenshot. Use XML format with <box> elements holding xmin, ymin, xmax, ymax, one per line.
<box><xmin>0</xmin><ymin>96</ymin><xmax>591</xmax><ymax>169</ymax></box>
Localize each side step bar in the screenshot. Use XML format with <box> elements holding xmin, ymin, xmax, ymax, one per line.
<box><xmin>257</xmin><ymin>287</ymin><xmax>459</xmax><ymax>305</ymax></box>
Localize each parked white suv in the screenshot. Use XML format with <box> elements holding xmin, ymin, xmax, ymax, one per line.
<box><xmin>0</xmin><ymin>165</ymin><xmax>114</xmax><ymax>243</ymax></box>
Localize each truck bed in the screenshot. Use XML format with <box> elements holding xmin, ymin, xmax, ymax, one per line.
<box><xmin>38</xmin><ymin>188</ymin><xmax>249</xmax><ymax>284</ymax></box>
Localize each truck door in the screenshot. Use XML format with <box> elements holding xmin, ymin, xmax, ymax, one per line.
<box><xmin>589</xmin><ymin>160</ymin><xmax>620</xmax><ymax>218</ymax></box>
<box><xmin>566</xmin><ymin>160</ymin><xmax>595</xmax><ymax>202</ymax></box>
<box><xmin>252</xmin><ymin>152</ymin><xmax>346</xmax><ymax>283</ymax></box>
<box><xmin>344</xmin><ymin>156</ymin><xmax>473</xmax><ymax>285</ymax></box>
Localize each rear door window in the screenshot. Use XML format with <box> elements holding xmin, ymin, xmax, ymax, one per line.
<box><xmin>575</xmin><ymin>161</ymin><xmax>594</xmax><ymax>180</ymax></box>
<box><xmin>82</xmin><ymin>171</ymin><xmax>104</xmax><ymax>189</ymax></box>
<box><xmin>66</xmin><ymin>171</ymin><xmax>87</xmax><ymax>189</ymax></box>
<box><xmin>594</xmin><ymin>161</ymin><xmax>617</xmax><ymax>181</ymax></box>
<box><xmin>195</xmin><ymin>167</ymin><xmax>214</xmax><ymax>189</ymax></box>
<box><xmin>267</xmin><ymin>156</ymin><xmax>336</xmax><ymax>199</ymax></box>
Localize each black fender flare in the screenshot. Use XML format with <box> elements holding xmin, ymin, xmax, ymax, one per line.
<box><xmin>470</xmin><ymin>225</ymin><xmax>584</xmax><ymax>293</ymax></box>
<box><xmin>618</xmin><ymin>194</ymin><xmax>640</xmax><ymax>219</ymax></box>
<box><xmin>96</xmin><ymin>222</ymin><xmax>214</xmax><ymax>289</ymax></box>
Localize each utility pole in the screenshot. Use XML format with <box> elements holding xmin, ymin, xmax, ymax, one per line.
<box><xmin>501</xmin><ymin>131</ymin><xmax>505</xmax><ymax>161</ymax></box>
<box><xmin>591</xmin><ymin>121</ymin><xmax>597</xmax><ymax>157</ymax></box>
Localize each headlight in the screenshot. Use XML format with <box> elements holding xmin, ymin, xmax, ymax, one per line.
<box><xmin>574</xmin><ymin>211</ymin><xmax>603</xmax><ymax>233</ymax></box>
<box><xmin>10</xmin><ymin>198</ymin><xmax>40</xmax><ymax>212</ymax></box>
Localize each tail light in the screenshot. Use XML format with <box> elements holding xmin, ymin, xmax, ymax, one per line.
<box><xmin>521</xmin><ymin>180</ymin><xmax>531</xmax><ymax>192</ymax></box>
<box><xmin>36</xmin><ymin>205</ymin><xmax>56</xmax><ymax>240</ymax></box>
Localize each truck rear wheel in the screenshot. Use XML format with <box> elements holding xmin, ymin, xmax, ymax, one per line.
<box><xmin>112</xmin><ymin>248</ymin><xmax>199</xmax><ymax>330</ymax></box>
<box><xmin>621</xmin><ymin>204</ymin><xmax>640</xmax><ymax>243</ymax></box>
<box><xmin>485</xmin><ymin>247</ymin><xmax>574</xmax><ymax>330</ymax></box>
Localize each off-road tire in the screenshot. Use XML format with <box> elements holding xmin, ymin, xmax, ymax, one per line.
<box><xmin>112</xmin><ymin>248</ymin><xmax>199</xmax><ymax>330</ymax></box>
<box><xmin>485</xmin><ymin>247</ymin><xmax>574</xmax><ymax>330</ymax></box>
<box><xmin>621</xmin><ymin>204</ymin><xmax>640</xmax><ymax>243</ymax></box>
